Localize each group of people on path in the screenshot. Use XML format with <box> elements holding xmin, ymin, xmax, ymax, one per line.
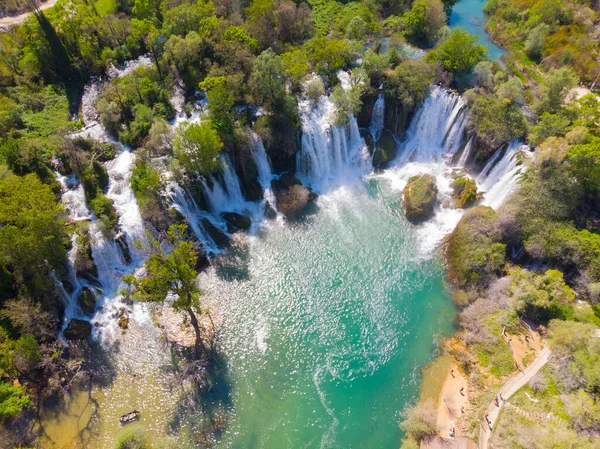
<box><xmin>483</xmin><ymin>393</ymin><xmax>505</xmax><ymax>431</ymax></box>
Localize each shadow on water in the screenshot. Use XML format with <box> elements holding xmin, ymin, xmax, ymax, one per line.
<box><xmin>213</xmin><ymin>233</ymin><xmax>251</xmax><ymax>282</ymax></box>
<box><xmin>168</xmin><ymin>343</ymin><xmax>233</xmax><ymax>447</ymax></box>
<box><xmin>34</xmin><ymin>339</ymin><xmax>118</xmax><ymax>448</ymax></box>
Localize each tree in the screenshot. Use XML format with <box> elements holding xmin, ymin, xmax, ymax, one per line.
<box><xmin>281</xmin><ymin>49</ymin><xmax>311</xmax><ymax>87</ymax></box>
<box><xmin>529</xmin><ymin>112</ymin><xmax>570</xmax><ymax>146</ymax></box>
<box><xmin>198</xmin><ymin>76</ymin><xmax>235</xmax><ymax>142</ymax></box>
<box><xmin>509</xmin><ymin>268</ymin><xmax>575</xmax><ymax>320</ymax></box>
<box><xmin>0</xmin><ymin>174</ymin><xmax>66</xmax><ymax>299</ymax></box>
<box><xmin>468</xmin><ymin>94</ymin><xmax>527</xmax><ymax>151</ymax></box>
<box><xmin>525</xmin><ymin>23</ymin><xmax>550</xmax><ymax>60</ymax></box>
<box><xmin>161</xmin><ymin>0</ymin><xmax>217</xmax><ymax>37</ymax></box>
<box><xmin>386</xmin><ymin>60</ymin><xmax>436</xmax><ymax>110</ymax></box>
<box><xmin>173</xmin><ymin>122</ymin><xmax>223</xmax><ymax>176</ymax></box>
<box><xmin>567</xmin><ymin>137</ymin><xmax>600</xmax><ymax>204</ymax></box>
<box><xmin>401</xmin><ymin>0</ymin><xmax>446</xmax><ymax>47</ymax></box>
<box><xmin>1</xmin><ymin>298</ymin><xmax>56</xmax><ymax>341</ymax></box>
<box><xmin>124</xmin><ymin>225</ymin><xmax>210</xmax><ymax>355</ymax></box>
<box><xmin>145</xmin><ymin>119</ymin><xmax>173</xmax><ymax>157</ymax></box>
<box><xmin>399</xmin><ymin>399</ymin><xmax>438</xmax><ymax>441</ymax></box>
<box><xmin>0</xmin><ymin>382</ymin><xmax>32</xmax><ymax>418</ymax></box>
<box><xmin>249</xmin><ymin>48</ymin><xmax>286</xmax><ymax>108</ymax></box>
<box><xmin>536</xmin><ymin>67</ymin><xmax>578</xmax><ymax>115</ymax></box>
<box><xmin>495</xmin><ymin>78</ymin><xmax>525</xmax><ymax>105</ymax></box>
<box><xmin>304</xmin><ymin>37</ymin><xmax>352</xmax><ymax>82</ymax></box>
<box><xmin>132</xmin><ymin>0</ymin><xmax>163</xmax><ymax>21</ymax></box>
<box><xmin>426</xmin><ymin>28</ymin><xmax>487</xmax><ymax>75</ymax></box>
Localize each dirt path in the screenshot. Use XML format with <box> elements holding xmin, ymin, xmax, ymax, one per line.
<box><xmin>479</xmin><ymin>347</ymin><xmax>550</xmax><ymax>449</ymax></box>
<box><xmin>436</xmin><ymin>365</ymin><xmax>468</xmax><ymax>439</ymax></box>
<box><xmin>0</xmin><ymin>0</ymin><xmax>58</xmax><ymax>26</ymax></box>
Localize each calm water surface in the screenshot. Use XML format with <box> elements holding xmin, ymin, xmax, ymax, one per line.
<box><xmin>449</xmin><ymin>0</ymin><xmax>505</xmax><ymax>60</ymax></box>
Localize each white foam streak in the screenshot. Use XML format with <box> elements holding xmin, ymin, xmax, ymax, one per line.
<box><xmin>478</xmin><ymin>141</ymin><xmax>531</xmax><ymax>209</ymax></box>
<box><xmin>369</xmin><ymin>93</ymin><xmax>385</xmax><ymax>142</ymax></box>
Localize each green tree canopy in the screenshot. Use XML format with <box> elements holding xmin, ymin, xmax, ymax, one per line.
<box><xmin>249</xmin><ymin>48</ymin><xmax>286</xmax><ymax>108</ymax></box>
<box><xmin>0</xmin><ymin>174</ymin><xmax>66</xmax><ymax>298</ymax></box>
<box><xmin>426</xmin><ymin>28</ymin><xmax>487</xmax><ymax>75</ymax></box>
<box><xmin>173</xmin><ymin>121</ymin><xmax>224</xmax><ymax>176</ymax></box>
<box><xmin>124</xmin><ymin>225</ymin><xmax>209</xmax><ymax>354</ymax></box>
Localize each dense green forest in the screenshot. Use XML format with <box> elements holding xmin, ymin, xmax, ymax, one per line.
<box><xmin>0</xmin><ymin>0</ymin><xmax>599</xmax><ymax>446</ymax></box>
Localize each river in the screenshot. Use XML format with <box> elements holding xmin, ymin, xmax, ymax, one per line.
<box><xmin>449</xmin><ymin>0</ymin><xmax>505</xmax><ymax>61</ymax></box>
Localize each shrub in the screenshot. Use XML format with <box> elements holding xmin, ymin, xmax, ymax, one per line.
<box><xmin>115</xmin><ymin>426</ymin><xmax>151</xmax><ymax>449</ymax></box>
<box><xmin>446</xmin><ymin>206</ymin><xmax>506</xmax><ymax>288</ymax></box>
<box><xmin>425</xmin><ymin>28</ymin><xmax>487</xmax><ymax>75</ymax></box>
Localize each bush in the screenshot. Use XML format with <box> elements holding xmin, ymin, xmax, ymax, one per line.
<box><xmin>173</xmin><ymin>122</ymin><xmax>224</xmax><ymax>176</ymax></box>
<box><xmin>89</xmin><ymin>193</ymin><xmax>119</xmax><ymax>234</ymax></box>
<box><xmin>425</xmin><ymin>28</ymin><xmax>487</xmax><ymax>75</ymax></box>
<box><xmin>115</xmin><ymin>426</ymin><xmax>151</xmax><ymax>449</ymax></box>
<box><xmin>468</xmin><ymin>94</ymin><xmax>527</xmax><ymax>153</ymax></box>
<box><xmin>399</xmin><ymin>399</ymin><xmax>438</xmax><ymax>441</ymax></box>
<box><xmin>446</xmin><ymin>206</ymin><xmax>506</xmax><ymax>288</ymax></box>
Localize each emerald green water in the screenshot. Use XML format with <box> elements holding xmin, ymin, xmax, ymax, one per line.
<box><xmin>201</xmin><ymin>176</ymin><xmax>456</xmax><ymax>449</ymax></box>
<box><xmin>39</xmin><ymin>172</ymin><xmax>455</xmax><ymax>449</ymax></box>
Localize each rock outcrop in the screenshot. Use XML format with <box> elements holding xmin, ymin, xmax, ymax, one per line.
<box><xmin>77</xmin><ymin>287</ymin><xmax>96</xmax><ymax>315</ymax></box>
<box><xmin>64</xmin><ymin>319</ymin><xmax>92</xmax><ymax>340</ymax></box>
<box><xmin>403</xmin><ymin>174</ymin><xmax>438</xmax><ymax>223</ymax></box>
<box><xmin>372</xmin><ymin>129</ymin><xmax>398</xmax><ymax>169</ymax></box>
<box><xmin>451</xmin><ymin>176</ymin><xmax>481</xmax><ymax>209</ymax></box>
<box><xmin>221</xmin><ymin>212</ymin><xmax>252</xmax><ymax>233</ymax></box>
<box><xmin>202</xmin><ymin>219</ymin><xmax>230</xmax><ymax>248</ymax></box>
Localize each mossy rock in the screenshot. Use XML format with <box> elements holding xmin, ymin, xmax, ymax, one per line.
<box><xmin>77</xmin><ymin>287</ymin><xmax>96</xmax><ymax>316</ymax></box>
<box><xmin>372</xmin><ymin>129</ymin><xmax>398</xmax><ymax>169</ymax></box>
<box><xmin>201</xmin><ymin>219</ymin><xmax>230</xmax><ymax>248</ymax></box>
<box><xmin>264</xmin><ymin>201</ymin><xmax>277</xmax><ymax>219</ymax></box>
<box><xmin>403</xmin><ymin>174</ymin><xmax>438</xmax><ymax>223</ymax></box>
<box><xmin>451</xmin><ymin>176</ymin><xmax>481</xmax><ymax>209</ymax></box>
<box><xmin>64</xmin><ymin>319</ymin><xmax>92</xmax><ymax>340</ymax></box>
<box><xmin>118</xmin><ymin>314</ymin><xmax>129</xmax><ymax>329</ymax></box>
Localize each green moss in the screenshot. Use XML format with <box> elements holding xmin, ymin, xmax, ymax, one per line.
<box><xmin>403</xmin><ymin>174</ymin><xmax>438</xmax><ymax>223</ymax></box>
<box><xmin>451</xmin><ymin>176</ymin><xmax>480</xmax><ymax>208</ymax></box>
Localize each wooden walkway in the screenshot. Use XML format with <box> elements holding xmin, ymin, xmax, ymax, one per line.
<box><xmin>478</xmin><ymin>347</ymin><xmax>550</xmax><ymax>449</ymax></box>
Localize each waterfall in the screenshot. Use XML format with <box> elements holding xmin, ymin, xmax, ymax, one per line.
<box><xmin>249</xmin><ymin>132</ymin><xmax>277</xmax><ymax>209</ymax></box>
<box><xmin>105</xmin><ymin>149</ymin><xmax>146</xmax><ymax>260</ymax></box>
<box><xmin>55</xmin><ymin>174</ymin><xmax>96</xmax><ymax>335</ymax></box>
<box><xmin>166</xmin><ymin>181</ymin><xmax>220</xmax><ymax>254</ymax></box>
<box><xmin>369</xmin><ymin>93</ymin><xmax>385</xmax><ymax>143</ymax></box>
<box><xmin>202</xmin><ymin>154</ymin><xmax>247</xmax><ymax>214</ymax></box>
<box><xmin>396</xmin><ymin>86</ymin><xmax>467</xmax><ymax>164</ymax></box>
<box><xmin>296</xmin><ymin>76</ymin><xmax>371</xmax><ymax>191</ymax></box>
<box><xmin>457</xmin><ymin>135</ymin><xmax>475</xmax><ymax>167</ymax></box>
<box><xmin>478</xmin><ymin>141</ymin><xmax>531</xmax><ymax>209</ymax></box>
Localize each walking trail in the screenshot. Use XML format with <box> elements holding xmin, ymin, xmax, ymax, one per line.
<box><xmin>0</xmin><ymin>0</ymin><xmax>57</xmax><ymax>26</ymax></box>
<box><xmin>478</xmin><ymin>346</ymin><xmax>550</xmax><ymax>449</ymax></box>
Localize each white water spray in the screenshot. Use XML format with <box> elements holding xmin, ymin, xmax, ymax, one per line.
<box><xmin>296</xmin><ymin>75</ymin><xmax>372</xmax><ymax>191</ymax></box>
<box><xmin>478</xmin><ymin>141</ymin><xmax>531</xmax><ymax>209</ymax></box>
<box><xmin>397</xmin><ymin>86</ymin><xmax>467</xmax><ymax>165</ymax></box>
<box><xmin>369</xmin><ymin>93</ymin><xmax>385</xmax><ymax>143</ymax></box>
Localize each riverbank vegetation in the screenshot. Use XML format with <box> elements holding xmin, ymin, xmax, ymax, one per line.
<box><xmin>401</xmin><ymin>35</ymin><xmax>600</xmax><ymax>449</ymax></box>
